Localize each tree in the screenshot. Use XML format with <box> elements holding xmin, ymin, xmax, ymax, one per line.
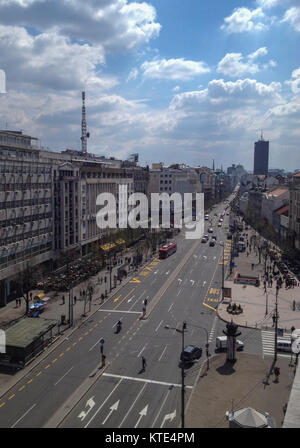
<box><xmin>16</xmin><ymin>263</ymin><xmax>40</xmax><ymax>315</ymax></box>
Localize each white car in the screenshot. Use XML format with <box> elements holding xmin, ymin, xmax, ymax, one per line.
<box><xmin>218</xmin><ymin>222</ymin><xmax>222</xmax><ymax>227</ymax></box>
<box><xmin>216</xmin><ymin>336</ymin><xmax>244</xmax><ymax>351</ymax></box>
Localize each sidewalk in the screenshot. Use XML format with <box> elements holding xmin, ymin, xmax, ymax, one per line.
<box><xmin>218</xmin><ymin>224</ymin><xmax>300</xmax><ymax>331</ymax></box>
<box><xmin>0</xmin><ymin>247</ymin><xmax>149</xmax><ymax>330</ymax></box>
<box><xmin>185</xmin><ymin>352</ymin><xmax>295</xmax><ymax>428</ymax></box>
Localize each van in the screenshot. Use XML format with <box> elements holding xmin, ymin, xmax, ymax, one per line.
<box><xmin>277</xmin><ymin>339</ymin><xmax>291</xmax><ymax>352</ymax></box>
<box><xmin>216</xmin><ymin>336</ymin><xmax>244</xmax><ymax>351</ymax></box>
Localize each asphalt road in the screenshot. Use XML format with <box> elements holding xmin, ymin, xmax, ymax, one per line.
<box><xmin>0</xmin><ymin>194</ymin><xmax>263</xmax><ymax>428</ymax></box>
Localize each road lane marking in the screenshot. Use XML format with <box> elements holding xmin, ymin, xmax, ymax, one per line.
<box><xmin>138</xmin><ymin>343</ymin><xmax>147</xmax><ymax>357</ymax></box>
<box><xmin>27</xmin><ymin>379</ymin><xmax>33</xmax><ymax>384</ymax></box>
<box><xmin>151</xmin><ymin>389</ymin><xmax>172</xmax><ymax>428</ymax></box>
<box><xmin>155</xmin><ymin>320</ymin><xmax>163</xmax><ymax>332</ymax></box>
<box><xmin>11</xmin><ymin>403</ymin><xmax>37</xmax><ymax>428</ymax></box>
<box><xmin>8</xmin><ymin>394</ymin><xmax>15</xmax><ymax>400</ymax></box>
<box><xmin>168</xmin><ymin>302</ymin><xmax>174</xmax><ymax>312</ymax></box>
<box><xmin>18</xmin><ymin>385</ymin><xmax>26</xmax><ymax>391</ymax></box>
<box><xmin>36</xmin><ymin>371</ymin><xmax>42</xmax><ymax>377</ymax></box>
<box><xmin>54</xmin><ymin>366</ymin><xmax>74</xmax><ymax>386</ymax></box>
<box><xmin>158</xmin><ymin>345</ymin><xmax>168</xmax><ymax>362</ymax></box>
<box><xmin>0</xmin><ymin>402</ymin><xmax>5</xmax><ymax>408</ymax></box>
<box><xmin>119</xmin><ymin>383</ymin><xmax>147</xmax><ymax>428</ymax></box>
<box><xmin>84</xmin><ymin>379</ymin><xmax>123</xmax><ymax>428</ymax></box>
<box><xmin>129</xmin><ymin>277</ymin><xmax>141</xmax><ymax>283</ymax></box>
<box><xmin>176</xmin><ymin>288</ymin><xmax>182</xmax><ymax>297</ymax></box>
<box><xmin>103</xmin><ymin>373</ymin><xmax>193</xmax><ymax>389</ymax></box>
<box><xmin>45</xmin><ymin>364</ymin><xmax>50</xmax><ymax>369</ymax></box>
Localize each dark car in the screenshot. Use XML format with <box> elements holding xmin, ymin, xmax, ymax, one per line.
<box><xmin>209</xmin><ymin>240</ymin><xmax>215</xmax><ymax>247</ymax></box>
<box><xmin>180</xmin><ymin>345</ymin><xmax>202</xmax><ymax>364</ymax></box>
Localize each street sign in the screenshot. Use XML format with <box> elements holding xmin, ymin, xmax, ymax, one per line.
<box><xmin>99</xmin><ymin>338</ymin><xmax>105</xmax><ymax>345</ymax></box>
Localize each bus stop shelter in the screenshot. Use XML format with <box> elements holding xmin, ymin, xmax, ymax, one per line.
<box><xmin>0</xmin><ymin>317</ymin><xmax>57</xmax><ymax>368</ymax></box>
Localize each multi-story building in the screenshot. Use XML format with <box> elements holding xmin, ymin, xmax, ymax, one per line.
<box><xmin>0</xmin><ymin>130</ymin><xmax>146</xmax><ymax>306</ymax></box>
<box><xmin>261</xmin><ymin>187</ymin><xmax>289</xmax><ymax>226</ymax></box>
<box><xmin>253</xmin><ymin>137</ymin><xmax>269</xmax><ymax>175</ymax></box>
<box><xmin>289</xmin><ymin>172</ymin><xmax>300</xmax><ymax>250</ymax></box>
<box><xmin>0</xmin><ymin>131</ymin><xmax>53</xmax><ymax>306</ymax></box>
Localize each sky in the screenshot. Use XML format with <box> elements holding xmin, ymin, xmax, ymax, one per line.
<box><xmin>0</xmin><ymin>0</ymin><xmax>300</xmax><ymax>171</ymax></box>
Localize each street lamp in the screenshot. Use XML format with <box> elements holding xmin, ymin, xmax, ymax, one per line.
<box><xmin>220</xmin><ymin>242</ymin><xmax>225</xmax><ymax>303</ymax></box>
<box><xmin>165</xmin><ymin>321</ymin><xmax>187</xmax><ymax>429</ymax></box>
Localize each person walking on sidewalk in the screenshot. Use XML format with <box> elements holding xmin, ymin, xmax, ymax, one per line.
<box><xmin>62</xmin><ymin>295</ymin><xmax>65</xmax><ymax>305</ymax></box>
<box><xmin>74</xmin><ymin>296</ymin><xmax>77</xmax><ymax>305</ymax></box>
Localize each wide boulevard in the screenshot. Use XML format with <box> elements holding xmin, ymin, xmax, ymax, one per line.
<box><xmin>0</xmin><ymin>195</ymin><xmax>263</xmax><ymax>428</ymax></box>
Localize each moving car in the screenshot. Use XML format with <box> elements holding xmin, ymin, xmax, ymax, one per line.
<box><xmin>180</xmin><ymin>345</ymin><xmax>202</xmax><ymax>363</ymax></box>
<box><xmin>218</xmin><ymin>222</ymin><xmax>222</xmax><ymax>227</ymax></box>
<box><xmin>209</xmin><ymin>240</ymin><xmax>215</xmax><ymax>247</ymax></box>
<box><xmin>208</xmin><ymin>228</ymin><xmax>213</xmax><ymax>233</ymax></box>
<box><xmin>216</xmin><ymin>336</ymin><xmax>244</xmax><ymax>351</ymax></box>
<box><xmin>201</xmin><ymin>237</ymin><xmax>207</xmax><ymax>243</ymax></box>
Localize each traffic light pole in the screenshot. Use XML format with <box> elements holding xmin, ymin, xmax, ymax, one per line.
<box><xmin>274</xmin><ymin>289</ymin><xmax>279</xmax><ymax>363</ymax></box>
<box><xmin>180</xmin><ymin>321</ymin><xmax>186</xmax><ymax>429</ymax></box>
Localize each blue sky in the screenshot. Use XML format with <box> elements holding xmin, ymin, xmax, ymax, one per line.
<box><xmin>0</xmin><ymin>0</ymin><xmax>300</xmax><ymax>171</ymax></box>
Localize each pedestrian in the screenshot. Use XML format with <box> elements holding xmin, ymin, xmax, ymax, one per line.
<box><xmin>144</xmin><ymin>298</ymin><xmax>148</xmax><ymax>307</ymax></box>
<box><xmin>102</xmin><ymin>354</ymin><xmax>106</xmax><ymax>367</ymax></box>
<box><xmin>141</xmin><ymin>356</ymin><xmax>146</xmax><ymax>371</ymax></box>
<box><xmin>62</xmin><ymin>295</ymin><xmax>65</xmax><ymax>305</ymax></box>
<box><xmin>15</xmin><ymin>298</ymin><xmax>18</xmax><ymax>307</ymax></box>
<box><xmin>274</xmin><ymin>366</ymin><xmax>280</xmax><ymax>382</ymax></box>
<box><xmin>74</xmin><ymin>296</ymin><xmax>77</xmax><ymax>305</ymax></box>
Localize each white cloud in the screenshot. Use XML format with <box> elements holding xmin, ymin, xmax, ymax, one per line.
<box><xmin>141</xmin><ymin>58</ymin><xmax>210</xmax><ymax>81</ymax></box>
<box><xmin>0</xmin><ymin>24</ymin><xmax>117</xmax><ymax>92</ymax></box>
<box><xmin>217</xmin><ymin>53</ymin><xmax>259</xmax><ymax>77</ymax></box>
<box><xmin>285</xmin><ymin>67</ymin><xmax>300</xmax><ymax>93</ymax></box>
<box><xmin>127</xmin><ymin>68</ymin><xmax>139</xmax><ymax>82</ymax></box>
<box><xmin>256</xmin><ymin>0</ymin><xmax>280</xmax><ymax>9</ymax></box>
<box><xmin>282</xmin><ymin>7</ymin><xmax>300</xmax><ymax>32</ymax></box>
<box><xmin>0</xmin><ymin>0</ymin><xmax>161</xmax><ymax>53</ymax></box>
<box><xmin>217</xmin><ymin>48</ymin><xmax>274</xmax><ymax>77</ymax></box>
<box><xmin>248</xmin><ymin>47</ymin><xmax>268</xmax><ymax>60</ymax></box>
<box><xmin>172</xmin><ymin>86</ymin><xmax>180</xmax><ymax>92</ymax></box>
<box><xmin>221</xmin><ymin>7</ymin><xmax>267</xmax><ymax>34</ymax></box>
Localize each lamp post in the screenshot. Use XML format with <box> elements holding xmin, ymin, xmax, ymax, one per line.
<box><xmin>165</xmin><ymin>321</ymin><xmax>187</xmax><ymax>429</ymax></box>
<box><xmin>220</xmin><ymin>242</ymin><xmax>225</xmax><ymax>303</ymax></box>
<box><xmin>274</xmin><ymin>288</ymin><xmax>279</xmax><ymax>363</ymax></box>
<box><xmin>189</xmin><ymin>321</ymin><xmax>210</xmax><ymax>371</ymax></box>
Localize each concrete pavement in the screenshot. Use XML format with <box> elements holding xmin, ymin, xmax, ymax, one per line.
<box><xmin>185</xmin><ymin>352</ymin><xmax>295</xmax><ymax>428</ymax></box>
<box><xmin>218</xmin><ymin>223</ymin><xmax>300</xmax><ymax>331</ymax></box>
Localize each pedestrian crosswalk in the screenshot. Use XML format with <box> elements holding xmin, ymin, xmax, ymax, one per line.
<box><xmin>261</xmin><ymin>330</ymin><xmax>291</xmax><ymax>358</ymax></box>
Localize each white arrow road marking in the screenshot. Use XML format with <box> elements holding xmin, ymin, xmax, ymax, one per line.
<box><xmin>161</xmin><ymin>410</ymin><xmax>176</xmax><ymax>428</ymax></box>
<box><xmin>154</xmin><ymin>270</ymin><xmax>158</xmax><ymax>275</ymax></box>
<box><xmin>102</xmin><ymin>400</ymin><xmax>119</xmax><ymax>425</ymax></box>
<box><xmin>203</xmin><ymin>281</ymin><xmax>207</xmax><ymax>287</ymax></box>
<box><xmin>78</xmin><ymin>397</ymin><xmax>96</xmax><ymax>421</ymax></box>
<box><xmin>178</xmin><ymin>278</ymin><xmax>182</xmax><ymax>284</ymax></box>
<box><xmin>127</xmin><ymin>295</ymin><xmax>135</xmax><ymax>303</ymax></box>
<box><xmin>135</xmin><ymin>405</ymin><xmax>148</xmax><ymax>428</ymax></box>
<box><xmin>165</xmin><ymin>271</ymin><xmax>169</xmax><ymax>275</ymax></box>
<box><xmin>190</xmin><ymin>280</ymin><xmax>195</xmax><ymax>286</ymax></box>
<box><xmin>213</xmin><ymin>256</ymin><xmax>216</xmax><ymax>260</ymax></box>
<box><xmin>203</xmin><ymin>255</ymin><xmax>207</xmax><ymax>259</ymax></box>
<box><xmin>176</xmin><ymin>288</ymin><xmax>181</xmax><ymax>297</ymax></box>
<box><xmin>193</xmin><ymin>254</ymin><xmax>198</xmax><ymax>258</ymax></box>
<box><xmin>84</xmin><ymin>379</ymin><xmax>123</xmax><ymax>428</ymax></box>
<box><xmin>119</xmin><ymin>383</ymin><xmax>147</xmax><ymax>428</ymax></box>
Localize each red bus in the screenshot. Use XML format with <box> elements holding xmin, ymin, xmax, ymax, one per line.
<box><xmin>159</xmin><ymin>242</ymin><xmax>177</xmax><ymax>259</ymax></box>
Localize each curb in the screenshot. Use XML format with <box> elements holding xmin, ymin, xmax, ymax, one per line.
<box><xmin>43</xmin><ymin>362</ymin><xmax>111</xmax><ymax>428</ymax></box>
<box><xmin>0</xmin><ymin>251</ymin><xmax>162</xmax><ymax>400</ymax></box>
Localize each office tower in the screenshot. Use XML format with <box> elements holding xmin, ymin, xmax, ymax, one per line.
<box><xmin>253</xmin><ymin>134</ymin><xmax>269</xmax><ymax>175</ymax></box>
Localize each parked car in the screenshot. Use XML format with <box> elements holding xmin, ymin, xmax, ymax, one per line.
<box><xmin>201</xmin><ymin>237</ymin><xmax>207</xmax><ymax>243</ymax></box>
<box><xmin>209</xmin><ymin>240</ymin><xmax>215</xmax><ymax>247</ymax></box>
<box><xmin>180</xmin><ymin>345</ymin><xmax>202</xmax><ymax>364</ymax></box>
<box><xmin>208</xmin><ymin>228</ymin><xmax>213</xmax><ymax>233</ymax></box>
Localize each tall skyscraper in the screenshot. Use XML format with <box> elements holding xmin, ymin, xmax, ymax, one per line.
<box><xmin>253</xmin><ymin>134</ymin><xmax>269</xmax><ymax>175</ymax></box>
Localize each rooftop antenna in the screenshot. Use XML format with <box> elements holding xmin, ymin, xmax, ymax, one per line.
<box><xmin>260</xmin><ymin>129</ymin><xmax>264</xmax><ymax>141</ymax></box>
<box><xmin>81</xmin><ymin>91</ymin><xmax>90</xmax><ymax>153</ymax></box>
